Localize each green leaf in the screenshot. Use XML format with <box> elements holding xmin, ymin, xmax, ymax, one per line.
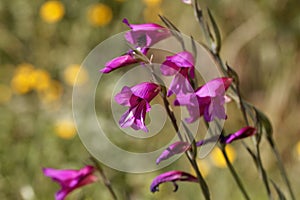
<box><xmin>207</xmin><ymin>8</ymin><xmax>221</xmax><ymax>53</ymax></box>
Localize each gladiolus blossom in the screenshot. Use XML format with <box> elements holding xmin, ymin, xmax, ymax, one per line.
<box><xmin>43</xmin><ymin>165</ymin><xmax>97</xmax><ymax>200</ymax></box>
<box><xmin>115</xmin><ymin>82</ymin><xmax>160</xmax><ymax>132</ymax></box>
<box><xmin>150</xmin><ymin>170</ymin><xmax>198</xmax><ymax>193</ymax></box>
<box><xmin>160</xmin><ymin>51</ymin><xmax>195</xmax><ymax>96</ymax></box>
<box><xmin>175</xmin><ymin>77</ymin><xmax>232</xmax><ymax>122</ymax></box>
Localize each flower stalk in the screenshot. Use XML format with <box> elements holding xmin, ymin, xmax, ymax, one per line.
<box><xmin>90</xmin><ymin>157</ymin><xmax>118</xmax><ymax>200</ymax></box>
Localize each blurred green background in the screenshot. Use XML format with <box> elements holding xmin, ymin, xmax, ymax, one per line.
<box><xmin>0</xmin><ymin>0</ymin><xmax>300</xmax><ymax>199</ymax></box>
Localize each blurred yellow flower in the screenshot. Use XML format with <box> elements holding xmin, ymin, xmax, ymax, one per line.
<box><xmin>30</xmin><ymin>69</ymin><xmax>51</xmax><ymax>91</ymax></box>
<box><xmin>87</xmin><ymin>3</ymin><xmax>113</xmax><ymax>27</ymax></box>
<box><xmin>39</xmin><ymin>80</ymin><xmax>63</xmax><ymax>104</ymax></box>
<box><xmin>11</xmin><ymin>63</ymin><xmax>35</xmax><ymax>94</ymax></box>
<box><xmin>63</xmin><ymin>64</ymin><xmax>88</xmax><ymax>86</ymax></box>
<box><xmin>190</xmin><ymin>159</ymin><xmax>210</xmax><ymax>178</ymax></box>
<box><xmin>40</xmin><ymin>1</ymin><xmax>65</xmax><ymax>23</ymax></box>
<box><xmin>54</xmin><ymin>119</ymin><xmax>76</xmax><ymax>139</ymax></box>
<box><xmin>0</xmin><ymin>84</ymin><xmax>12</xmax><ymax>104</ymax></box>
<box><xmin>210</xmin><ymin>145</ymin><xmax>236</xmax><ymax>168</ymax></box>
<box><xmin>143</xmin><ymin>0</ymin><xmax>162</xmax><ymax>7</ymax></box>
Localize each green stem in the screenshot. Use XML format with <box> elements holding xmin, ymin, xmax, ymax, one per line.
<box><xmin>159</xmin><ymin>92</ymin><xmax>210</xmax><ymax>199</ymax></box>
<box><xmin>255</xmin><ymin>143</ymin><xmax>272</xmax><ymax>199</ymax></box>
<box><xmin>188</xmin><ymin>155</ymin><xmax>211</xmax><ymax>200</ymax></box>
<box><xmin>90</xmin><ymin>157</ymin><xmax>118</xmax><ymax>200</ymax></box>
<box><xmin>213</xmin><ymin>122</ymin><xmax>251</xmax><ymax>200</ymax></box>
<box><xmin>270</xmin><ymin>142</ymin><xmax>295</xmax><ymax>200</ymax></box>
<box><xmin>220</xmin><ymin>146</ymin><xmax>250</xmax><ymax>200</ymax></box>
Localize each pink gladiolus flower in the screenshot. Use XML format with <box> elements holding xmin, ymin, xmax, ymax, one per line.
<box><xmin>123</xmin><ymin>18</ymin><xmax>171</xmax><ymax>48</ymax></box>
<box><xmin>196</xmin><ymin>126</ymin><xmax>257</xmax><ymax>147</ymax></box>
<box><xmin>100</xmin><ymin>48</ymin><xmax>149</xmax><ymax>74</ymax></box>
<box><xmin>43</xmin><ymin>165</ymin><xmax>97</xmax><ymax>200</ymax></box>
<box><xmin>156</xmin><ymin>141</ymin><xmax>191</xmax><ymax>164</ymax></box>
<box><xmin>221</xmin><ymin>126</ymin><xmax>257</xmax><ymax>144</ymax></box>
<box><xmin>115</xmin><ymin>82</ymin><xmax>160</xmax><ymax>132</ymax></box>
<box><xmin>160</xmin><ymin>51</ymin><xmax>195</xmax><ymax>96</ymax></box>
<box><xmin>175</xmin><ymin>77</ymin><xmax>232</xmax><ymax>122</ymax></box>
<box><xmin>150</xmin><ymin>170</ymin><xmax>198</xmax><ymax>193</ymax></box>
<box><xmin>100</xmin><ymin>51</ymin><xmax>140</xmax><ymax>74</ymax></box>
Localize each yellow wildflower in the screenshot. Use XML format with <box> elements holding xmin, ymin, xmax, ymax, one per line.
<box><xmin>30</xmin><ymin>69</ymin><xmax>51</xmax><ymax>91</ymax></box>
<box><xmin>87</xmin><ymin>3</ymin><xmax>113</xmax><ymax>27</ymax></box>
<box><xmin>40</xmin><ymin>1</ymin><xmax>65</xmax><ymax>23</ymax></box>
<box><xmin>143</xmin><ymin>0</ymin><xmax>162</xmax><ymax>7</ymax></box>
<box><xmin>54</xmin><ymin>119</ymin><xmax>76</xmax><ymax>139</ymax></box>
<box><xmin>11</xmin><ymin>63</ymin><xmax>35</xmax><ymax>94</ymax></box>
<box><xmin>63</xmin><ymin>64</ymin><xmax>88</xmax><ymax>86</ymax></box>
<box><xmin>210</xmin><ymin>145</ymin><xmax>236</xmax><ymax>168</ymax></box>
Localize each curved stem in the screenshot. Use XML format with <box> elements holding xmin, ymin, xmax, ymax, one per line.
<box><xmin>255</xmin><ymin>144</ymin><xmax>272</xmax><ymax>199</ymax></box>
<box><xmin>220</xmin><ymin>146</ymin><xmax>250</xmax><ymax>200</ymax></box>
<box><xmin>90</xmin><ymin>157</ymin><xmax>118</xmax><ymax>200</ymax></box>
<box><xmin>271</xmin><ymin>142</ymin><xmax>295</xmax><ymax>200</ymax></box>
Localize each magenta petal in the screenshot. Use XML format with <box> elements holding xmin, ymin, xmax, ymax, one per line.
<box><xmin>115</xmin><ymin>82</ymin><xmax>160</xmax><ymax>132</ymax></box>
<box><xmin>167</xmin><ymin>73</ymin><xmax>194</xmax><ymax>97</ymax></box>
<box><xmin>221</xmin><ymin>126</ymin><xmax>257</xmax><ymax>144</ymax></box>
<box><xmin>43</xmin><ymin>166</ymin><xmax>97</xmax><ymax>200</ymax></box>
<box><xmin>100</xmin><ymin>54</ymin><xmax>138</xmax><ymax>74</ymax></box>
<box><xmin>119</xmin><ymin>109</ymin><xmax>135</xmax><ymax>128</ymax></box>
<box><xmin>123</xmin><ymin>18</ymin><xmax>171</xmax><ymax>47</ymax></box>
<box><xmin>55</xmin><ymin>189</ymin><xmax>69</xmax><ymax>200</ymax></box>
<box><xmin>203</xmin><ymin>96</ymin><xmax>226</xmax><ymax>122</ymax></box>
<box><xmin>131</xmin><ymin>82</ymin><xmax>160</xmax><ymax>101</ymax></box>
<box><xmin>160</xmin><ymin>60</ymin><xmax>180</xmax><ymax>76</ymax></box>
<box><xmin>196</xmin><ymin>77</ymin><xmax>232</xmax><ymax>98</ymax></box>
<box><xmin>167</xmin><ymin>51</ymin><xmax>194</xmax><ymax>68</ymax></box>
<box><xmin>115</xmin><ymin>86</ymin><xmax>133</xmax><ymax>106</ymax></box>
<box><xmin>43</xmin><ymin>168</ymin><xmax>79</xmax><ymax>184</ymax></box>
<box><xmin>156</xmin><ymin>141</ymin><xmax>190</xmax><ymax>164</ymax></box>
<box><xmin>150</xmin><ymin>170</ymin><xmax>198</xmax><ymax>193</ymax></box>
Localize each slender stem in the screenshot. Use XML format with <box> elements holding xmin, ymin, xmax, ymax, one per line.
<box><xmin>212</xmin><ymin>121</ymin><xmax>251</xmax><ymax>200</ymax></box>
<box><xmin>255</xmin><ymin>143</ymin><xmax>272</xmax><ymax>199</ymax></box>
<box><xmin>220</xmin><ymin>146</ymin><xmax>250</xmax><ymax>200</ymax></box>
<box><xmin>188</xmin><ymin>154</ymin><xmax>211</xmax><ymax>200</ymax></box>
<box><xmin>271</xmin><ymin>142</ymin><xmax>295</xmax><ymax>200</ymax></box>
<box><xmin>90</xmin><ymin>157</ymin><xmax>118</xmax><ymax>200</ymax></box>
<box><xmin>158</xmin><ymin>91</ymin><xmax>210</xmax><ymax>199</ymax></box>
<box><xmin>161</xmin><ymin>93</ymin><xmax>183</xmax><ymax>141</ymax></box>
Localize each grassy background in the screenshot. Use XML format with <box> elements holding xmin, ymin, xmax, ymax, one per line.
<box><xmin>0</xmin><ymin>0</ymin><xmax>300</xmax><ymax>199</ymax></box>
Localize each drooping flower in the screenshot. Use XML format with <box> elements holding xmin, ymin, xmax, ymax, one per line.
<box><xmin>160</xmin><ymin>51</ymin><xmax>195</xmax><ymax>96</ymax></box>
<box><xmin>175</xmin><ymin>77</ymin><xmax>232</xmax><ymax>122</ymax></box>
<box><xmin>156</xmin><ymin>141</ymin><xmax>190</xmax><ymax>164</ymax></box>
<box><xmin>100</xmin><ymin>50</ymin><xmax>142</xmax><ymax>74</ymax></box>
<box><xmin>220</xmin><ymin>126</ymin><xmax>257</xmax><ymax>144</ymax></box>
<box><xmin>43</xmin><ymin>165</ymin><xmax>97</xmax><ymax>200</ymax></box>
<box><xmin>195</xmin><ymin>126</ymin><xmax>257</xmax><ymax>147</ymax></box>
<box><xmin>150</xmin><ymin>170</ymin><xmax>198</xmax><ymax>193</ymax></box>
<box><xmin>123</xmin><ymin>18</ymin><xmax>171</xmax><ymax>48</ymax></box>
<box><xmin>115</xmin><ymin>82</ymin><xmax>160</xmax><ymax>132</ymax></box>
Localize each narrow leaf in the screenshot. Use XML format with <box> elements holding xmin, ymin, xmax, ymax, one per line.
<box><xmin>207</xmin><ymin>8</ymin><xmax>221</xmax><ymax>53</ymax></box>
<box><xmin>270</xmin><ymin>180</ymin><xmax>287</xmax><ymax>200</ymax></box>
